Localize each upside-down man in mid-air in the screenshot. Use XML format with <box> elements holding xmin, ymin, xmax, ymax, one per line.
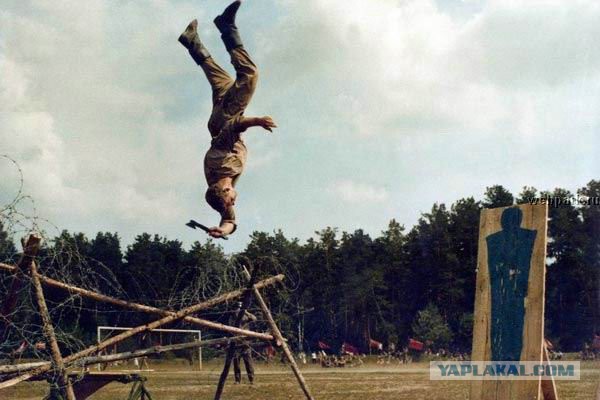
<box><xmin>179</xmin><ymin>0</ymin><xmax>277</xmax><ymax>239</ymax></box>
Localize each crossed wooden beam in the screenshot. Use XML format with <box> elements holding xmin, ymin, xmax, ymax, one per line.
<box><xmin>0</xmin><ymin>234</ymin><xmax>315</xmax><ymax>400</ymax></box>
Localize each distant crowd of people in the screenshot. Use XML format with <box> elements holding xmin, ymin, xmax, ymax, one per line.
<box><xmin>580</xmin><ymin>334</ymin><xmax>600</xmax><ymax>360</ymax></box>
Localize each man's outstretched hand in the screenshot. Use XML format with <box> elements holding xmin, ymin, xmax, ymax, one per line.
<box><xmin>239</xmin><ymin>116</ymin><xmax>278</xmax><ymax>132</ymax></box>
<box><xmin>208</xmin><ymin>227</ymin><xmax>226</xmax><ymax>238</ymax></box>
<box><xmin>208</xmin><ymin>221</ymin><xmax>236</xmax><ymax>238</ymax></box>
<box><xmin>257</xmin><ymin>116</ymin><xmax>277</xmax><ymax>132</ymax></box>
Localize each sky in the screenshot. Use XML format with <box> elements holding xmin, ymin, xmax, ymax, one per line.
<box><xmin>1</xmin><ymin>0</ymin><xmax>599</xmax><ymax>252</ymax></box>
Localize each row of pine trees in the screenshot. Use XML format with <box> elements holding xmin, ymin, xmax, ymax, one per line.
<box><xmin>0</xmin><ymin>182</ymin><xmax>598</xmax><ymax>354</ymax></box>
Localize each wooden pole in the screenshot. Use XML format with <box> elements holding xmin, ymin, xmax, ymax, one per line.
<box><xmin>78</xmin><ymin>336</ymin><xmax>245</xmax><ymax>368</ymax></box>
<box><xmin>541</xmin><ymin>345</ymin><xmax>558</xmax><ymax>400</ymax></box>
<box><xmin>0</xmin><ymin>273</ymin><xmax>273</xmax><ymax>389</ymax></box>
<box><xmin>213</xmin><ymin>264</ymin><xmax>259</xmax><ymax>400</ymax></box>
<box><xmin>0</xmin><ymin>362</ymin><xmax>48</xmax><ymax>375</ymax></box>
<box><xmin>25</xmin><ymin>235</ymin><xmax>76</xmax><ymax>400</ymax></box>
<box><xmin>241</xmin><ymin>266</ymin><xmax>315</xmax><ymax>400</ymax></box>
<box><xmin>0</xmin><ymin>337</ymin><xmax>246</xmax><ymax>375</ymax></box>
<box><xmin>0</xmin><ymin>263</ymin><xmax>279</xmax><ymax>342</ymax></box>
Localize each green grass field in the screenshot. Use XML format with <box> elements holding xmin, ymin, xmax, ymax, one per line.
<box><xmin>4</xmin><ymin>359</ymin><xmax>599</xmax><ymax>399</ymax></box>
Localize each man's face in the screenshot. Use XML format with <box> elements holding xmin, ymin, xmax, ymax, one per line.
<box><xmin>222</xmin><ymin>187</ymin><xmax>237</xmax><ymax>207</ymax></box>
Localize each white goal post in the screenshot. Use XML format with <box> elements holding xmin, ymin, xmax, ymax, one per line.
<box><xmin>96</xmin><ymin>326</ymin><xmax>202</xmax><ymax>370</ymax></box>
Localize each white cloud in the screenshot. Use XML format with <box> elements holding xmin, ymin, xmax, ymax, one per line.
<box><xmin>0</xmin><ymin>0</ymin><xmax>597</xmax><ymax>249</ymax></box>
<box><xmin>246</xmin><ymin>148</ymin><xmax>280</xmax><ymax>171</ymax></box>
<box><xmin>0</xmin><ymin>0</ymin><xmax>210</xmax><ymax>232</ymax></box>
<box><xmin>0</xmin><ymin>0</ymin><xmax>296</xmax><ymax>247</ymax></box>
<box><xmin>259</xmin><ymin>0</ymin><xmax>600</xmax><ymax>140</ymax></box>
<box><xmin>0</xmin><ymin>50</ymin><xmax>82</xmax><ymax>216</ymax></box>
<box><xmin>334</xmin><ymin>180</ymin><xmax>389</xmax><ymax>204</ymax></box>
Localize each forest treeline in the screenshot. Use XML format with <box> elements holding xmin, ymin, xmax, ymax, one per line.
<box><xmin>0</xmin><ymin>182</ymin><xmax>598</xmax><ymax>354</ymax></box>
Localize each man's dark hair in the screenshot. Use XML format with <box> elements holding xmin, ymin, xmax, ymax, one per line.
<box><xmin>205</xmin><ymin>184</ymin><xmax>227</xmax><ymax>213</ymax></box>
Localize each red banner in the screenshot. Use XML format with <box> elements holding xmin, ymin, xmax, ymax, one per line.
<box><xmin>318</xmin><ymin>341</ymin><xmax>331</xmax><ymax>350</ymax></box>
<box><xmin>369</xmin><ymin>339</ymin><xmax>383</xmax><ymax>350</ymax></box>
<box><xmin>408</xmin><ymin>338</ymin><xmax>424</xmax><ymax>351</ymax></box>
<box><xmin>593</xmin><ymin>335</ymin><xmax>600</xmax><ymax>350</ymax></box>
<box><xmin>342</xmin><ymin>342</ymin><xmax>359</xmax><ymax>355</ymax></box>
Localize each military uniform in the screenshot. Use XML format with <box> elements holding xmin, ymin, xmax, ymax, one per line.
<box><xmin>203</xmin><ymin>47</ymin><xmax>257</xmax><ymax>189</ymax></box>
<box><xmin>230</xmin><ymin>311</ymin><xmax>256</xmax><ymax>384</ymax></box>
<box><xmin>179</xmin><ymin>0</ymin><xmax>258</xmax><ymax>229</ymax></box>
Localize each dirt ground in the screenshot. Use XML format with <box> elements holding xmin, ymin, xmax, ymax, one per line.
<box><xmin>4</xmin><ymin>360</ymin><xmax>599</xmax><ymax>400</ymax></box>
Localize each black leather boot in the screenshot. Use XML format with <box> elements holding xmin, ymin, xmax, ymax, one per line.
<box><xmin>178</xmin><ymin>19</ymin><xmax>211</xmax><ymax>64</ymax></box>
<box><xmin>214</xmin><ymin>1</ymin><xmax>244</xmax><ymax>51</ymax></box>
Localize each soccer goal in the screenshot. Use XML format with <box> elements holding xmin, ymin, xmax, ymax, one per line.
<box><xmin>96</xmin><ymin>326</ymin><xmax>203</xmax><ymax>371</ymax></box>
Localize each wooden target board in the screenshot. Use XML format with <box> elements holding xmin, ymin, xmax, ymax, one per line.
<box><xmin>470</xmin><ymin>203</ymin><xmax>548</xmax><ymax>400</ymax></box>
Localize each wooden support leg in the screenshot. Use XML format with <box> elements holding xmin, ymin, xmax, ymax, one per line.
<box><xmin>213</xmin><ymin>265</ymin><xmax>259</xmax><ymax>400</ymax></box>
<box><xmin>242</xmin><ymin>266</ymin><xmax>315</xmax><ymax>400</ymax></box>
<box><xmin>25</xmin><ymin>235</ymin><xmax>75</xmax><ymax>400</ymax></box>
<box><xmin>541</xmin><ymin>345</ymin><xmax>558</xmax><ymax>400</ymax></box>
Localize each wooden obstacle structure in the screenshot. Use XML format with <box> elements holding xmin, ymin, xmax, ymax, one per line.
<box><xmin>470</xmin><ymin>203</ymin><xmax>558</xmax><ymax>400</ymax></box>
<box><xmin>0</xmin><ymin>234</ymin><xmax>315</xmax><ymax>400</ymax></box>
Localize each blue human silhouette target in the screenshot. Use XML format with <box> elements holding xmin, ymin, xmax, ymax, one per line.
<box><xmin>485</xmin><ymin>207</ymin><xmax>537</xmax><ymax>361</ymax></box>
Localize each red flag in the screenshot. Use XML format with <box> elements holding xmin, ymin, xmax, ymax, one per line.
<box><xmin>408</xmin><ymin>338</ymin><xmax>424</xmax><ymax>351</ymax></box>
<box><xmin>318</xmin><ymin>341</ymin><xmax>331</xmax><ymax>350</ymax></box>
<box><xmin>342</xmin><ymin>342</ymin><xmax>359</xmax><ymax>355</ymax></box>
<box><xmin>369</xmin><ymin>339</ymin><xmax>383</xmax><ymax>350</ymax></box>
<box><xmin>15</xmin><ymin>341</ymin><xmax>27</xmax><ymax>354</ymax></box>
<box><xmin>265</xmin><ymin>345</ymin><xmax>276</xmax><ymax>358</ymax></box>
<box><xmin>593</xmin><ymin>335</ymin><xmax>600</xmax><ymax>350</ymax></box>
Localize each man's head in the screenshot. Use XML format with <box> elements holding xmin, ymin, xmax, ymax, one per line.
<box><xmin>205</xmin><ymin>183</ymin><xmax>237</xmax><ymax>217</ymax></box>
